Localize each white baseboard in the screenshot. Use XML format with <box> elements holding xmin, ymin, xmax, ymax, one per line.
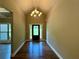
<box><xmin>11</xmin><ymin>41</ymin><xmax>26</xmax><ymax>57</ymax></box>
<box><xmin>40</xmin><ymin>39</ymin><xmax>46</xmax><ymax>42</ymax></box>
<box><xmin>26</xmin><ymin>39</ymin><xmax>46</xmax><ymax>42</ymax></box>
<box><xmin>46</xmin><ymin>40</ymin><xmax>63</xmax><ymax>59</ymax></box>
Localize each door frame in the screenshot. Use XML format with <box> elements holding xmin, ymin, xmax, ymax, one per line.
<box><xmin>32</xmin><ymin>24</ymin><xmax>40</xmax><ymax>41</ymax></box>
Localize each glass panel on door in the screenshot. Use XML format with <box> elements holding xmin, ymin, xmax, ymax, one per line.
<box><xmin>33</xmin><ymin>26</ymin><xmax>39</xmax><ymax>36</ymax></box>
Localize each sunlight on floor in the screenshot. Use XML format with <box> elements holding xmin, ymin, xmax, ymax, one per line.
<box><xmin>0</xmin><ymin>44</ymin><xmax>11</xmax><ymax>59</ymax></box>
<box><xmin>29</xmin><ymin>42</ymin><xmax>43</xmax><ymax>57</ymax></box>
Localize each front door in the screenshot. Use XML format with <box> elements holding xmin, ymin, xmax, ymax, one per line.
<box><xmin>32</xmin><ymin>24</ymin><xmax>40</xmax><ymax>41</ymax></box>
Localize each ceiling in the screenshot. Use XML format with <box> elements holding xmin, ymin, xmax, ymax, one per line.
<box><xmin>0</xmin><ymin>8</ymin><xmax>9</xmax><ymax>12</ymax></box>
<box><xmin>0</xmin><ymin>0</ymin><xmax>57</xmax><ymax>17</ymax></box>
<box><xmin>0</xmin><ymin>8</ymin><xmax>12</xmax><ymax>18</ymax></box>
<box><xmin>15</xmin><ymin>0</ymin><xmax>56</xmax><ymax>13</ymax></box>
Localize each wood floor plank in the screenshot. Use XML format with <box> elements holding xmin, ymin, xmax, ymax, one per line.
<box><xmin>12</xmin><ymin>42</ymin><xmax>59</xmax><ymax>59</ymax></box>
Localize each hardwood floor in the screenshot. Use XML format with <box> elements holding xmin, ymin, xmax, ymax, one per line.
<box><xmin>12</xmin><ymin>42</ymin><xmax>59</xmax><ymax>59</ymax></box>
<box><xmin>0</xmin><ymin>44</ymin><xmax>11</xmax><ymax>59</ymax></box>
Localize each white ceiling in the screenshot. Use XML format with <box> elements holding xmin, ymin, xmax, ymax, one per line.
<box><xmin>0</xmin><ymin>8</ymin><xmax>9</xmax><ymax>12</ymax></box>
<box><xmin>15</xmin><ymin>0</ymin><xmax>56</xmax><ymax>13</ymax></box>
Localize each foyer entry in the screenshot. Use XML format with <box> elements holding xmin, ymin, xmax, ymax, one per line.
<box><xmin>32</xmin><ymin>24</ymin><xmax>40</xmax><ymax>41</ymax></box>
<box><xmin>30</xmin><ymin>24</ymin><xmax>42</xmax><ymax>41</ymax></box>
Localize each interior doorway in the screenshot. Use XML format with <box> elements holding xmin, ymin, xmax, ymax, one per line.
<box><xmin>0</xmin><ymin>7</ymin><xmax>12</xmax><ymax>43</ymax></box>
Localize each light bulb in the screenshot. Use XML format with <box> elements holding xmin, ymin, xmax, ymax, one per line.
<box><xmin>34</xmin><ymin>14</ymin><xmax>37</xmax><ymax>17</ymax></box>
<box><xmin>30</xmin><ymin>13</ymin><xmax>33</xmax><ymax>16</ymax></box>
<box><xmin>35</xmin><ymin>9</ymin><xmax>37</xmax><ymax>12</ymax></box>
<box><xmin>38</xmin><ymin>12</ymin><xmax>42</xmax><ymax>16</ymax></box>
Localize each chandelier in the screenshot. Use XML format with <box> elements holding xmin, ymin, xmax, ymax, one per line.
<box><xmin>30</xmin><ymin>8</ymin><xmax>42</xmax><ymax>17</ymax></box>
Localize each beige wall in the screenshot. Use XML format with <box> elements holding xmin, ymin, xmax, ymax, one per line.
<box><xmin>25</xmin><ymin>12</ymin><xmax>46</xmax><ymax>41</ymax></box>
<box><xmin>0</xmin><ymin>0</ymin><xmax>26</xmax><ymax>55</ymax></box>
<box><xmin>47</xmin><ymin>0</ymin><xmax>79</xmax><ymax>59</ymax></box>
